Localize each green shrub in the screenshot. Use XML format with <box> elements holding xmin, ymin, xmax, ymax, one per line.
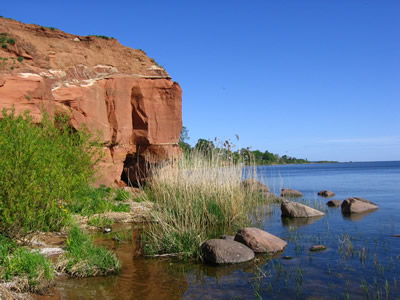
<box><xmin>6</xmin><ymin>38</ymin><xmax>15</xmax><ymax>45</ymax></box>
<box><xmin>56</xmin><ymin>226</ymin><xmax>120</xmax><ymax>277</ymax></box>
<box><xmin>17</xmin><ymin>56</ymin><xmax>23</xmax><ymax>62</ymax></box>
<box><xmin>0</xmin><ymin>109</ymin><xmax>100</xmax><ymax>238</ymax></box>
<box><xmin>2</xmin><ymin>44</ymin><xmax>7</xmax><ymax>49</ymax></box>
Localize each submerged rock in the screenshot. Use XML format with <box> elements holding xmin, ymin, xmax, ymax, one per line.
<box><xmin>327</xmin><ymin>200</ymin><xmax>343</xmax><ymax>207</ymax></box>
<box><xmin>318</xmin><ymin>190</ymin><xmax>336</xmax><ymax>197</ymax></box>
<box><xmin>341</xmin><ymin>197</ymin><xmax>378</xmax><ymax>214</ymax></box>
<box><xmin>281</xmin><ymin>200</ymin><xmax>325</xmax><ymax>218</ymax></box>
<box><xmin>280</xmin><ymin>188</ymin><xmax>303</xmax><ymax>198</ymax></box>
<box><xmin>310</xmin><ymin>245</ymin><xmax>327</xmax><ymax>252</ymax></box>
<box><xmin>201</xmin><ymin>239</ymin><xmax>255</xmax><ymax>264</ymax></box>
<box><xmin>234</xmin><ymin>227</ymin><xmax>287</xmax><ymax>253</ymax></box>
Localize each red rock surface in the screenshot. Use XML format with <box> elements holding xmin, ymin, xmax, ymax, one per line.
<box><xmin>0</xmin><ymin>18</ymin><xmax>182</xmax><ymax>186</ymax></box>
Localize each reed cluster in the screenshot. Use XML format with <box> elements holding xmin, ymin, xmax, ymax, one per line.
<box><xmin>141</xmin><ymin>149</ymin><xmax>266</xmax><ymax>259</ymax></box>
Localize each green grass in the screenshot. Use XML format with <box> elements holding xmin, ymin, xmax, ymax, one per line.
<box><xmin>88</xmin><ymin>216</ymin><xmax>114</xmax><ymax>228</ymax></box>
<box><xmin>67</xmin><ymin>185</ymin><xmax>131</xmax><ymax>216</ymax></box>
<box><xmin>56</xmin><ymin>226</ymin><xmax>120</xmax><ymax>277</ymax></box>
<box><xmin>0</xmin><ymin>235</ymin><xmax>53</xmax><ymax>292</ymax></box>
<box><xmin>90</xmin><ymin>35</ymin><xmax>114</xmax><ymax>40</ymax></box>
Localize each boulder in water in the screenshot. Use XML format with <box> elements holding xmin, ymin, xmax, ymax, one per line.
<box><xmin>327</xmin><ymin>200</ymin><xmax>343</xmax><ymax>207</ymax></box>
<box><xmin>234</xmin><ymin>227</ymin><xmax>287</xmax><ymax>253</ymax></box>
<box><xmin>201</xmin><ymin>239</ymin><xmax>255</xmax><ymax>264</ymax></box>
<box><xmin>281</xmin><ymin>200</ymin><xmax>325</xmax><ymax>218</ymax></box>
<box><xmin>341</xmin><ymin>197</ymin><xmax>378</xmax><ymax>214</ymax></box>
<box><xmin>318</xmin><ymin>190</ymin><xmax>336</xmax><ymax>197</ymax></box>
<box><xmin>280</xmin><ymin>188</ymin><xmax>303</xmax><ymax>198</ymax></box>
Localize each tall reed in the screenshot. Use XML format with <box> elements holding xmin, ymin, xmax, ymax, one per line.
<box><xmin>141</xmin><ymin>148</ymin><xmax>266</xmax><ymax>259</ymax></box>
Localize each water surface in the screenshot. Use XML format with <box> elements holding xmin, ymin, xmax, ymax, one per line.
<box><xmin>36</xmin><ymin>161</ymin><xmax>400</xmax><ymax>299</ymax></box>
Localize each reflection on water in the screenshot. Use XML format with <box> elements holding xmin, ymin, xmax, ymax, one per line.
<box><xmin>342</xmin><ymin>208</ymin><xmax>379</xmax><ymax>222</ymax></box>
<box><xmin>281</xmin><ymin>215</ymin><xmax>324</xmax><ymax>227</ymax></box>
<box><xmin>35</xmin><ymin>226</ymin><xmax>188</xmax><ymax>300</ymax></box>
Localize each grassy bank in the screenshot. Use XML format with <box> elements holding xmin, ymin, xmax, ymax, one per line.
<box><xmin>141</xmin><ymin>150</ymin><xmax>272</xmax><ymax>259</ymax></box>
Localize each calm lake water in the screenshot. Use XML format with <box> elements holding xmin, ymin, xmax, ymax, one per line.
<box><xmin>37</xmin><ymin>161</ymin><xmax>400</xmax><ymax>300</ymax></box>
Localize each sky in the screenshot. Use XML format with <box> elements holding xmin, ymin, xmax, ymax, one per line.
<box><xmin>1</xmin><ymin>1</ymin><xmax>399</xmax><ymax>162</ymax></box>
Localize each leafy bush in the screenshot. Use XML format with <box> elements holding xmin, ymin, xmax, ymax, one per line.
<box><xmin>0</xmin><ymin>109</ymin><xmax>100</xmax><ymax>238</ymax></box>
<box><xmin>17</xmin><ymin>56</ymin><xmax>23</xmax><ymax>62</ymax></box>
<box><xmin>56</xmin><ymin>226</ymin><xmax>120</xmax><ymax>277</ymax></box>
<box><xmin>1</xmin><ymin>44</ymin><xmax>7</xmax><ymax>49</ymax></box>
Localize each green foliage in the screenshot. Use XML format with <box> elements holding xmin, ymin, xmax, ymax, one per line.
<box><xmin>114</xmin><ymin>188</ymin><xmax>131</xmax><ymax>201</ymax></box>
<box><xmin>67</xmin><ymin>186</ymin><xmax>131</xmax><ymax>216</ymax></box>
<box><xmin>87</xmin><ymin>216</ymin><xmax>114</xmax><ymax>228</ymax></box>
<box><xmin>0</xmin><ymin>109</ymin><xmax>100</xmax><ymax>238</ymax></box>
<box><xmin>90</xmin><ymin>35</ymin><xmax>114</xmax><ymax>40</ymax></box>
<box><xmin>0</xmin><ymin>235</ymin><xmax>53</xmax><ymax>291</ymax></box>
<box><xmin>17</xmin><ymin>56</ymin><xmax>23</xmax><ymax>62</ymax></box>
<box><xmin>6</xmin><ymin>38</ymin><xmax>15</xmax><ymax>45</ymax></box>
<box><xmin>57</xmin><ymin>226</ymin><xmax>120</xmax><ymax>277</ymax></box>
<box><xmin>1</xmin><ymin>44</ymin><xmax>7</xmax><ymax>49</ymax></box>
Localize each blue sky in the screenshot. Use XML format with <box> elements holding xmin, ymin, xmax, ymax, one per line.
<box><xmin>2</xmin><ymin>1</ymin><xmax>399</xmax><ymax>161</ymax></box>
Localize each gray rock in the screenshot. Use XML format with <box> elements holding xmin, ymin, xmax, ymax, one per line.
<box><xmin>318</xmin><ymin>190</ymin><xmax>336</xmax><ymax>197</ymax></box>
<box><xmin>280</xmin><ymin>188</ymin><xmax>303</xmax><ymax>198</ymax></box>
<box><xmin>327</xmin><ymin>200</ymin><xmax>343</xmax><ymax>207</ymax></box>
<box><xmin>281</xmin><ymin>200</ymin><xmax>325</xmax><ymax>218</ymax></box>
<box><xmin>341</xmin><ymin>197</ymin><xmax>378</xmax><ymax>214</ymax></box>
<box><xmin>241</xmin><ymin>178</ymin><xmax>270</xmax><ymax>193</ymax></box>
<box><xmin>201</xmin><ymin>239</ymin><xmax>255</xmax><ymax>264</ymax></box>
<box><xmin>234</xmin><ymin>227</ymin><xmax>287</xmax><ymax>253</ymax></box>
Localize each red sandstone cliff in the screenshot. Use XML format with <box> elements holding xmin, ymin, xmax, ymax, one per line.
<box><xmin>0</xmin><ymin>18</ymin><xmax>182</xmax><ymax>187</ymax></box>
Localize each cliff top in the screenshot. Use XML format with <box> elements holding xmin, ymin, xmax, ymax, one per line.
<box><xmin>0</xmin><ymin>17</ymin><xmax>169</xmax><ymax>78</ymax></box>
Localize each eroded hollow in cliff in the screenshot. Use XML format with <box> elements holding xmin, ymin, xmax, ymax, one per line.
<box><xmin>121</xmin><ymin>153</ymin><xmax>151</xmax><ymax>188</ymax></box>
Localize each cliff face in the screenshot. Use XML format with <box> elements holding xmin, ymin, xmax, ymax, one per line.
<box><xmin>0</xmin><ymin>18</ymin><xmax>182</xmax><ymax>186</ymax></box>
